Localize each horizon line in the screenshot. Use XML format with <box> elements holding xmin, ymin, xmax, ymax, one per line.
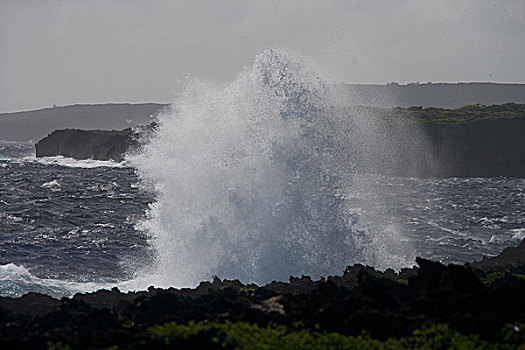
<box><xmin>2</xmin><ymin>81</ymin><xmax>525</xmax><ymax>114</ymax></box>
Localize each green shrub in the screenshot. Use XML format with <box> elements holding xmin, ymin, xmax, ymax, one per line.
<box><xmin>148</xmin><ymin>321</ymin><xmax>525</xmax><ymax>349</ymax></box>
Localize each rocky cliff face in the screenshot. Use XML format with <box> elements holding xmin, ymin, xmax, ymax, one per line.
<box><xmin>423</xmin><ymin>117</ymin><xmax>525</xmax><ymax>177</ymax></box>
<box><xmin>35</xmin><ymin>128</ymin><xmax>135</xmax><ymax>162</ymax></box>
<box><xmin>353</xmin><ymin>117</ymin><xmax>525</xmax><ymax>178</ymax></box>
<box><xmin>34</xmin><ymin>111</ymin><xmax>525</xmax><ymax>177</ymax></box>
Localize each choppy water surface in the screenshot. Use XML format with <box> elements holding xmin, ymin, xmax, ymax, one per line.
<box><xmin>0</xmin><ymin>155</ymin><xmax>523</xmax><ymax>297</ymax></box>
<box><xmin>0</xmin><ymin>51</ymin><xmax>523</xmax><ymax>297</ymax></box>
<box><xmin>346</xmin><ymin>174</ymin><xmax>525</xmax><ymax>264</ymax></box>
<box><xmin>0</xmin><ymin>157</ymin><xmax>154</xmax><ymax>295</ymax></box>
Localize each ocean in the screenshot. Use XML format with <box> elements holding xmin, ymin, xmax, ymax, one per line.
<box><xmin>1</xmin><ymin>49</ymin><xmax>523</xmax><ymax>298</ymax></box>
<box><xmin>2</xmin><ymin>149</ymin><xmax>523</xmax><ymax>298</ymax></box>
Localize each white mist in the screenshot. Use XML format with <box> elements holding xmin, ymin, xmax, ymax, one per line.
<box><xmin>128</xmin><ymin>49</ymin><xmax>413</xmax><ymax>288</ymax></box>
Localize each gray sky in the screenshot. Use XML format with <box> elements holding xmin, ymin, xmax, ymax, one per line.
<box><xmin>1</xmin><ymin>0</ymin><xmax>524</xmax><ymax>112</ymax></box>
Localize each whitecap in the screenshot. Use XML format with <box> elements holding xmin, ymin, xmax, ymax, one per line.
<box><xmin>511</xmin><ymin>229</ymin><xmax>525</xmax><ymax>241</ymax></box>
<box><xmin>0</xmin><ymin>263</ymin><xmax>112</xmax><ymax>298</ymax></box>
<box><xmin>19</xmin><ymin>156</ymin><xmax>130</xmax><ymax>168</ymax></box>
<box><xmin>42</xmin><ymin>179</ymin><xmax>61</xmax><ymax>191</ymax></box>
<box><xmin>0</xmin><ymin>263</ymin><xmax>162</xmax><ymax>298</ymax></box>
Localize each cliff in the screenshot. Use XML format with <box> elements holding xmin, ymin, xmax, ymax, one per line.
<box><xmin>35</xmin><ymin>128</ymin><xmax>135</xmax><ymax>162</ymax></box>
<box><xmin>4</xmin><ymin>83</ymin><xmax>525</xmax><ymax>142</ymax></box>
<box><xmin>346</xmin><ymin>103</ymin><xmax>525</xmax><ymax>177</ymax></box>
<box><xmin>34</xmin><ymin>104</ymin><xmax>525</xmax><ymax>177</ymax></box>
<box><xmin>356</xmin><ymin>116</ymin><xmax>525</xmax><ymax>178</ymax></box>
<box><xmin>422</xmin><ymin>117</ymin><xmax>525</xmax><ymax>177</ymax></box>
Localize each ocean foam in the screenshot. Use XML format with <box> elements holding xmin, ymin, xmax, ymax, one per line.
<box><xmin>0</xmin><ymin>263</ymin><xmax>111</xmax><ymax>298</ymax></box>
<box><xmin>21</xmin><ymin>156</ymin><xmax>131</xmax><ymax>168</ymax></box>
<box><xmin>512</xmin><ymin>229</ymin><xmax>525</xmax><ymax>241</ymax></box>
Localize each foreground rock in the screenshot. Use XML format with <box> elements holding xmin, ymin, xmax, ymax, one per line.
<box><xmin>0</xmin><ymin>240</ymin><xmax>524</xmax><ymax>349</ymax></box>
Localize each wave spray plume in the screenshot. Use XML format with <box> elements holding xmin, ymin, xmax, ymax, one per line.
<box><xmin>130</xmin><ymin>49</ymin><xmax>411</xmax><ymax>288</ymax></box>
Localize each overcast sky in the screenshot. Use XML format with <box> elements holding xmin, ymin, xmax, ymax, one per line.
<box><xmin>1</xmin><ymin>0</ymin><xmax>524</xmax><ymax>112</ymax></box>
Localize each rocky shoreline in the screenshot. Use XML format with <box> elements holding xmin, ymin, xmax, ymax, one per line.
<box><xmin>34</xmin><ymin>128</ymin><xmax>135</xmax><ymax>162</ymax></box>
<box><xmin>34</xmin><ymin>123</ymin><xmax>155</xmax><ymax>162</ymax></box>
<box><xmin>1</xmin><ymin>239</ymin><xmax>524</xmax><ymax>348</ymax></box>
<box><xmin>34</xmin><ymin>104</ymin><xmax>525</xmax><ymax>178</ymax></box>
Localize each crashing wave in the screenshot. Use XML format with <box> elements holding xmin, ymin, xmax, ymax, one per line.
<box><xmin>129</xmin><ymin>49</ymin><xmax>411</xmax><ymax>287</ymax></box>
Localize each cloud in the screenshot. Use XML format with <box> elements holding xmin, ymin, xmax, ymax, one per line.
<box><xmin>0</xmin><ymin>0</ymin><xmax>524</xmax><ymax>112</ymax></box>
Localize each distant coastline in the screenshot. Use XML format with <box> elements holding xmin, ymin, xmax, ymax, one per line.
<box><xmin>334</xmin><ymin>82</ymin><xmax>525</xmax><ymax>108</ymax></box>
<box><xmin>33</xmin><ymin>103</ymin><xmax>525</xmax><ymax>178</ymax></box>
<box><xmin>2</xmin><ymin>82</ymin><xmax>525</xmax><ymax>142</ymax></box>
<box><xmin>0</xmin><ymin>103</ymin><xmax>167</xmax><ymax>142</ymax></box>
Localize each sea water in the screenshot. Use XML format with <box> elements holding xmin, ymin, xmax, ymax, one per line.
<box><xmin>1</xmin><ymin>50</ymin><xmax>523</xmax><ymax>297</ymax></box>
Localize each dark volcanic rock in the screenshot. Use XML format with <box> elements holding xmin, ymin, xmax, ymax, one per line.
<box><xmin>35</xmin><ymin>128</ymin><xmax>135</xmax><ymax>162</ymax></box>
<box><xmin>470</xmin><ymin>238</ymin><xmax>525</xmax><ymax>274</ymax></box>
<box><xmin>0</xmin><ymin>240</ymin><xmax>524</xmax><ymax>348</ymax></box>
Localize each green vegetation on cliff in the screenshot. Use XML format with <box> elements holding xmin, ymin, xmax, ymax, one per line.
<box><xmin>355</xmin><ymin>102</ymin><xmax>525</xmax><ymax>125</ymax></box>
